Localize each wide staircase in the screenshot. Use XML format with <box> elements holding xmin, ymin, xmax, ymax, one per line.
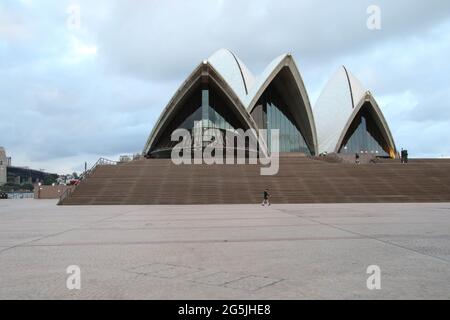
<box><xmin>59</xmin><ymin>155</ymin><xmax>450</xmax><ymax>205</ymax></box>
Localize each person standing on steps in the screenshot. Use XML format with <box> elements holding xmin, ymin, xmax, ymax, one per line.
<box><xmin>401</xmin><ymin>148</ymin><xmax>409</xmax><ymax>164</ymax></box>
<box><xmin>262</xmin><ymin>189</ymin><xmax>271</xmax><ymax>207</ymax></box>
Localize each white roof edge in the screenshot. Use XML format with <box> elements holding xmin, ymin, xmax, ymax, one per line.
<box><xmin>245</xmin><ymin>53</ymin><xmax>288</xmax><ymax>109</ymax></box>
<box><xmin>143</xmin><ymin>63</ymin><xmax>204</xmax><ymax>155</ymax></box>
<box><xmin>207</xmin><ymin>49</ymin><xmax>255</xmax><ymax>103</ymax></box>
<box><xmin>245</xmin><ymin>54</ymin><xmax>318</xmax><ymax>154</ymax></box>
<box><xmin>143</xmin><ymin>60</ymin><xmax>262</xmax><ymax>156</ymax></box>
<box><xmin>365</xmin><ymin>94</ymin><xmax>396</xmax><ymax>153</ymax></box>
<box><xmin>314</xmin><ymin>66</ymin><xmax>365</xmax><ymax>154</ymax></box>
<box><xmin>343</xmin><ymin>66</ymin><xmax>367</xmax><ymax>108</ymax></box>
<box><xmin>290</xmin><ymin>57</ymin><xmax>318</xmax><ymax>154</ymax></box>
<box><xmin>314</xmin><ymin>66</ymin><xmax>396</xmax><ymax>155</ymax></box>
<box><xmin>334</xmin><ymin>92</ymin><xmax>397</xmax><ymax>154</ymax></box>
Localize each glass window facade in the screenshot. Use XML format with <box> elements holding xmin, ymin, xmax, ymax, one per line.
<box><xmin>149</xmin><ymin>82</ymin><xmax>249</xmax><ymax>158</ymax></box>
<box><xmin>255</xmin><ymin>85</ymin><xmax>312</xmax><ymax>155</ymax></box>
<box><xmin>339</xmin><ymin>102</ymin><xmax>390</xmax><ymax>157</ymax></box>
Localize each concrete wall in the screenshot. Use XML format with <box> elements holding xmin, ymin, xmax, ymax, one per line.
<box><xmin>34</xmin><ymin>185</ymin><xmax>74</xmax><ymax>199</ymax></box>
<box><xmin>0</xmin><ymin>147</ymin><xmax>7</xmax><ymax>186</ymax></box>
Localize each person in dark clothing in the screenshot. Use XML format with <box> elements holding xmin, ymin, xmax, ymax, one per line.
<box><xmin>401</xmin><ymin>149</ymin><xmax>408</xmax><ymax>164</ymax></box>
<box><xmin>262</xmin><ymin>189</ymin><xmax>270</xmax><ymax>206</ymax></box>
<box><xmin>355</xmin><ymin>153</ymin><xmax>360</xmax><ymax>165</ymax></box>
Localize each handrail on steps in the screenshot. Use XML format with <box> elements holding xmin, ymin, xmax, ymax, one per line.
<box><xmin>57</xmin><ymin>157</ymin><xmax>118</xmax><ymax>205</ymax></box>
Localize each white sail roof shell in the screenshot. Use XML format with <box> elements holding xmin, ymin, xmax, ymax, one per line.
<box><xmin>313</xmin><ymin>66</ymin><xmax>367</xmax><ymax>154</ymax></box>
<box><xmin>207</xmin><ymin>49</ymin><xmax>255</xmax><ymax>104</ymax></box>
<box><xmin>144</xmin><ymin>49</ymin><xmax>319</xmax><ymax>155</ymax></box>
<box><xmin>243</xmin><ymin>53</ymin><xmax>287</xmax><ymax>108</ymax></box>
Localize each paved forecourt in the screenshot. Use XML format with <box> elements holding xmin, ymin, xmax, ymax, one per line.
<box><xmin>0</xmin><ymin>200</ymin><xmax>449</xmax><ymax>299</ymax></box>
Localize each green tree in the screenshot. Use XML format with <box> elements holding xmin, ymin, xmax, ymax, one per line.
<box><xmin>21</xmin><ymin>183</ymin><xmax>34</xmax><ymax>191</ymax></box>
<box><xmin>43</xmin><ymin>176</ymin><xmax>57</xmax><ymax>186</ymax></box>
<box><xmin>0</xmin><ymin>183</ymin><xmax>21</xmax><ymax>192</ymax></box>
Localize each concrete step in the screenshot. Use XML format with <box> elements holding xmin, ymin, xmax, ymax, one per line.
<box><xmin>60</xmin><ymin>156</ymin><xmax>450</xmax><ymax>205</ymax></box>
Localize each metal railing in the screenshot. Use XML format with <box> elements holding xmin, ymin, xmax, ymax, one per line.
<box><xmin>5</xmin><ymin>192</ymin><xmax>34</xmax><ymax>199</ymax></box>
<box><xmin>57</xmin><ymin>157</ymin><xmax>117</xmax><ymax>205</ymax></box>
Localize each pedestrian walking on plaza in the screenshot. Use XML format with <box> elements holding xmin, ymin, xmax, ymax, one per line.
<box><xmin>355</xmin><ymin>153</ymin><xmax>360</xmax><ymax>165</ymax></box>
<box><xmin>262</xmin><ymin>189</ymin><xmax>271</xmax><ymax>207</ymax></box>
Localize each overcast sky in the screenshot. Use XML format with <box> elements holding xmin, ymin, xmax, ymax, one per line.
<box><xmin>1</xmin><ymin>0</ymin><xmax>450</xmax><ymax>174</ymax></box>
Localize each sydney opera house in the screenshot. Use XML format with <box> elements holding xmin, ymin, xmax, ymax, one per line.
<box><xmin>60</xmin><ymin>49</ymin><xmax>450</xmax><ymax>205</ymax></box>
<box><xmin>143</xmin><ymin>49</ymin><xmax>396</xmax><ymax>160</ymax></box>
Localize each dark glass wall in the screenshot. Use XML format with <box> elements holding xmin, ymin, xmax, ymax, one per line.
<box><xmin>148</xmin><ymin>82</ymin><xmax>250</xmax><ymax>158</ymax></box>
<box><xmin>339</xmin><ymin>103</ymin><xmax>390</xmax><ymax>157</ymax></box>
<box><xmin>253</xmin><ymin>85</ymin><xmax>312</xmax><ymax>155</ymax></box>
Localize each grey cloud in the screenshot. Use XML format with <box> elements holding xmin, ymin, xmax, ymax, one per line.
<box><xmin>89</xmin><ymin>0</ymin><xmax>450</xmax><ymax>81</ymax></box>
